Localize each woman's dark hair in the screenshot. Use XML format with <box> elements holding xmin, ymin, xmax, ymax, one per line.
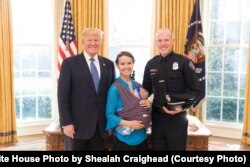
<box><xmin>115</xmin><ymin>51</ymin><xmax>135</xmax><ymax>64</ymax></box>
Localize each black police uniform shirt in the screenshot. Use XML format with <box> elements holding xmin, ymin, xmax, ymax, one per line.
<box><xmin>142</xmin><ymin>51</ymin><xmax>201</xmax><ymax>110</ymax></box>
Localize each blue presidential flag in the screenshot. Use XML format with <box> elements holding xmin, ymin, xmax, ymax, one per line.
<box><xmin>184</xmin><ymin>0</ymin><xmax>205</xmax><ymax>108</ymax></box>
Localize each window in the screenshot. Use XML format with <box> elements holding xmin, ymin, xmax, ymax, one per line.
<box><xmin>205</xmin><ymin>0</ymin><xmax>250</xmax><ymax>128</ymax></box>
<box><xmin>12</xmin><ymin>0</ymin><xmax>54</xmax><ymax>123</ymax></box>
<box><xmin>107</xmin><ymin>0</ymin><xmax>154</xmax><ymax>83</ymax></box>
<box><xmin>10</xmin><ymin>0</ymin><xmax>249</xmax><ymax>137</ymax></box>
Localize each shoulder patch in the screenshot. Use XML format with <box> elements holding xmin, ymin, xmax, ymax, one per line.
<box><xmin>189</xmin><ymin>61</ymin><xmax>195</xmax><ymax>71</ymax></box>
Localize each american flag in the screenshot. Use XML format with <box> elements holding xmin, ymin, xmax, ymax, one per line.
<box><xmin>184</xmin><ymin>0</ymin><xmax>206</xmax><ymax>109</ymax></box>
<box><xmin>57</xmin><ymin>0</ymin><xmax>77</xmax><ymax>78</ymax></box>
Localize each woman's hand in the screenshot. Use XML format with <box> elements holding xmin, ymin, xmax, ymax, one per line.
<box><xmin>129</xmin><ymin>120</ymin><xmax>145</xmax><ymax>130</ymax></box>
<box><xmin>121</xmin><ymin>120</ymin><xmax>144</xmax><ymax>130</ymax></box>
<box><xmin>139</xmin><ymin>99</ymin><xmax>152</xmax><ymax>109</ymax></box>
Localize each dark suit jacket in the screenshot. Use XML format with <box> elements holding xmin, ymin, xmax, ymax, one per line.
<box><xmin>57</xmin><ymin>53</ymin><xmax>115</xmax><ymax>140</ymax></box>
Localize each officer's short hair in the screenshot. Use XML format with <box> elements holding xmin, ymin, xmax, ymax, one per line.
<box><xmin>155</xmin><ymin>28</ymin><xmax>175</xmax><ymax>40</ymax></box>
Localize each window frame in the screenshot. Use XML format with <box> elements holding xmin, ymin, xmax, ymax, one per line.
<box><xmin>202</xmin><ymin>0</ymin><xmax>248</xmax><ymax>139</ymax></box>
<box><xmin>11</xmin><ymin>0</ymin><xmax>59</xmax><ymax>136</ymax></box>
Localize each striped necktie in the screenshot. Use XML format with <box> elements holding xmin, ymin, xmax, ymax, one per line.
<box><xmin>90</xmin><ymin>58</ymin><xmax>99</xmax><ymax>92</ymax></box>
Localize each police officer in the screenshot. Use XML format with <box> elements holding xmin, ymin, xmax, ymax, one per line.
<box><xmin>142</xmin><ymin>28</ymin><xmax>200</xmax><ymax>150</ymax></box>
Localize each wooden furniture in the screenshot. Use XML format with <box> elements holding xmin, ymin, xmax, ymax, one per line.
<box><xmin>43</xmin><ymin>120</ymin><xmax>114</xmax><ymax>151</ymax></box>
<box><xmin>43</xmin><ymin>121</ymin><xmax>65</xmax><ymax>151</ymax></box>
<box><xmin>43</xmin><ymin>116</ymin><xmax>212</xmax><ymax>151</ymax></box>
<box><xmin>186</xmin><ymin>115</ymin><xmax>212</xmax><ymax>150</ymax></box>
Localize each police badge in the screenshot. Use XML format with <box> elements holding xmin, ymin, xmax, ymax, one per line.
<box><xmin>172</xmin><ymin>62</ymin><xmax>179</xmax><ymax>70</ymax></box>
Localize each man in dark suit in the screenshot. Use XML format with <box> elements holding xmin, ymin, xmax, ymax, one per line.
<box><xmin>58</xmin><ymin>28</ymin><xmax>115</xmax><ymax>150</ymax></box>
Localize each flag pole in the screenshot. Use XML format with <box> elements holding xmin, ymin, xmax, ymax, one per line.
<box><xmin>195</xmin><ymin>0</ymin><xmax>199</xmax><ymax>41</ymax></box>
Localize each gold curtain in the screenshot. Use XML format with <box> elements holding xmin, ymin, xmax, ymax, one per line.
<box><xmin>241</xmin><ymin>39</ymin><xmax>250</xmax><ymax>145</ymax></box>
<box><xmin>0</xmin><ymin>0</ymin><xmax>18</xmax><ymax>143</ymax></box>
<box><xmin>71</xmin><ymin>0</ymin><xmax>107</xmax><ymax>56</ymax></box>
<box><xmin>54</xmin><ymin>0</ymin><xmax>65</xmax><ymax>66</ymax></box>
<box><xmin>154</xmin><ymin>0</ymin><xmax>195</xmax><ymax>55</ymax></box>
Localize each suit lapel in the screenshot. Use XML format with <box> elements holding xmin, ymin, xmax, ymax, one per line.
<box><xmin>76</xmin><ymin>53</ymin><xmax>96</xmax><ymax>92</ymax></box>
<box><xmin>98</xmin><ymin>56</ymin><xmax>107</xmax><ymax>92</ymax></box>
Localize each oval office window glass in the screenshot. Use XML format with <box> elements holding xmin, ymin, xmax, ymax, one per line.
<box><xmin>107</xmin><ymin>0</ymin><xmax>153</xmax><ymax>83</ymax></box>
<box><xmin>12</xmin><ymin>0</ymin><xmax>53</xmax><ymax>122</ymax></box>
<box><xmin>206</xmin><ymin>0</ymin><xmax>250</xmax><ymax>124</ymax></box>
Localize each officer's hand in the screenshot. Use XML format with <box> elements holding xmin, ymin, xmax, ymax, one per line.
<box><xmin>162</xmin><ymin>106</ymin><xmax>183</xmax><ymax>115</ymax></box>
